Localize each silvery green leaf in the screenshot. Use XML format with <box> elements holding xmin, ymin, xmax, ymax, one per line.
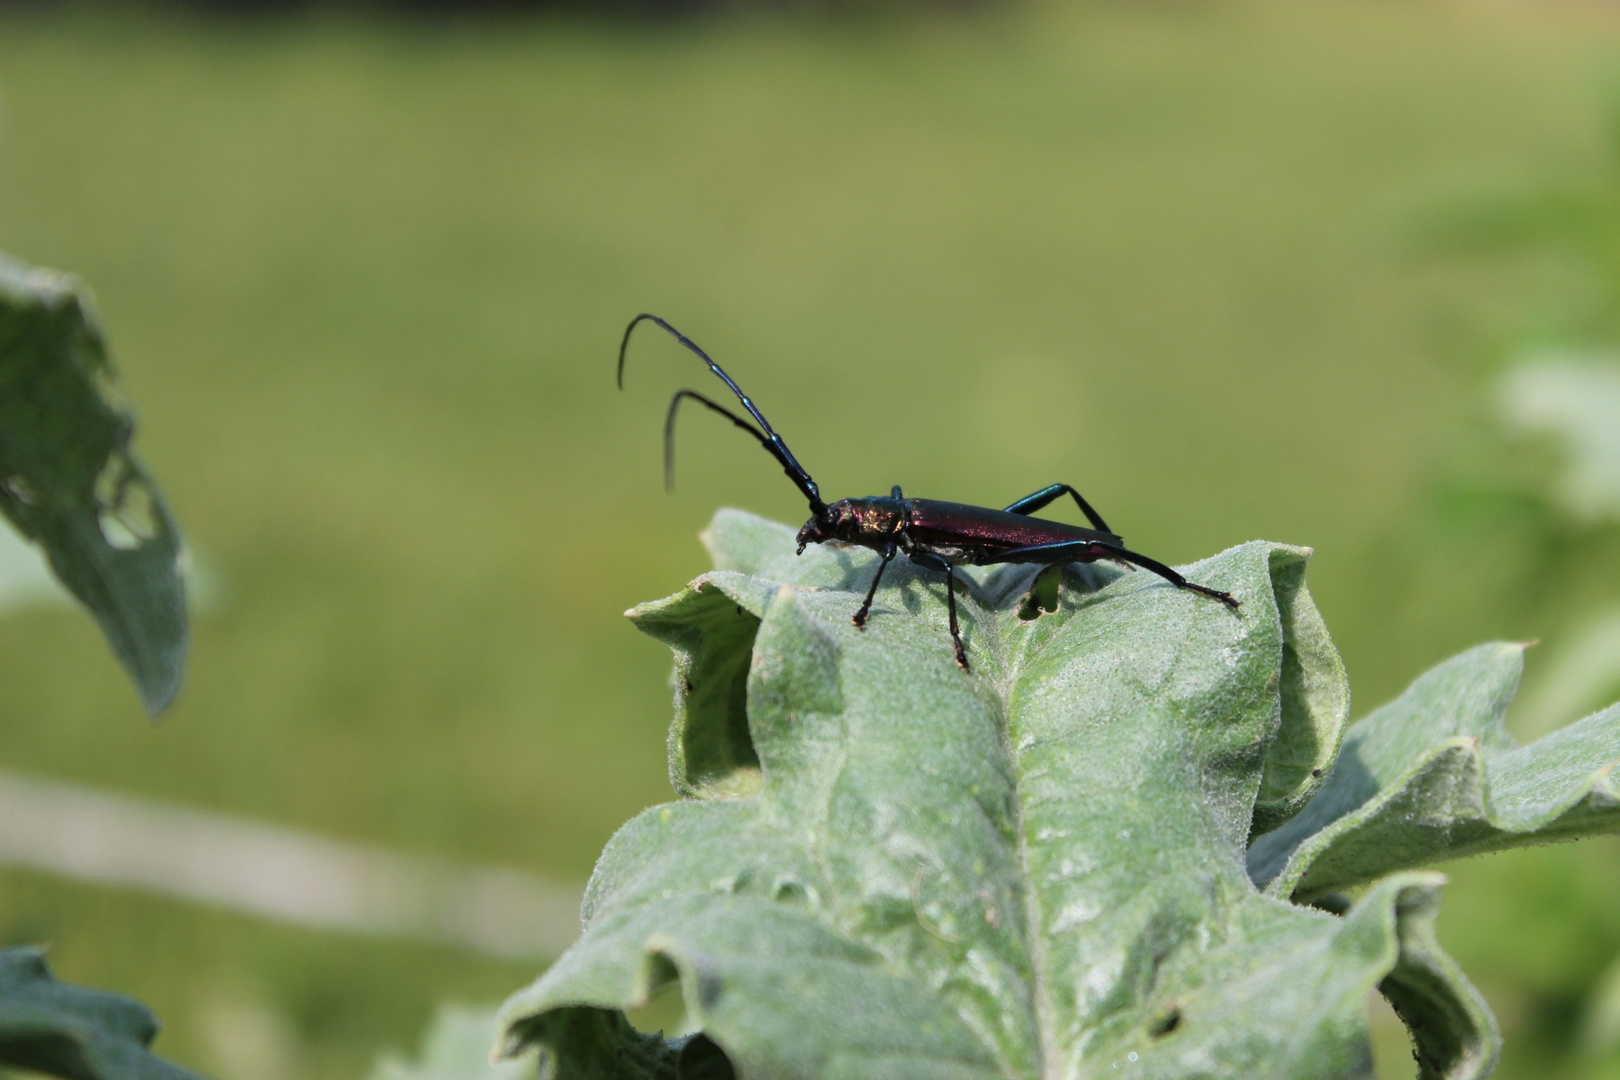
<box><xmin>0</xmin><ymin>254</ymin><xmax>186</xmax><ymax>715</ymax></box>
<box><xmin>498</xmin><ymin>510</ymin><xmax>1498</xmax><ymax>1080</ymax></box>
<box><xmin>1249</xmin><ymin>643</ymin><xmax>1620</xmax><ymax>902</ymax></box>
<box><xmin>0</xmin><ymin>947</ymin><xmax>202</xmax><ymax>1080</ymax></box>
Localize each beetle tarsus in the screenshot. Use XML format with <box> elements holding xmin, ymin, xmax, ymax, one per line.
<box><xmin>1186</xmin><ymin>584</ymin><xmax>1239</xmax><ymax>608</ymax></box>
<box><xmin>852</xmin><ymin>534</ymin><xmax>900</xmax><ymax>630</ymax></box>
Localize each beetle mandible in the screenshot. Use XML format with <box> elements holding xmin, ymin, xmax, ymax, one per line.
<box><xmin>619</xmin><ymin>314</ymin><xmax>1238</xmax><ymax>671</ymax></box>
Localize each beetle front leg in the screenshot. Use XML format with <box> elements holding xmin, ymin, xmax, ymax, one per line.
<box><xmin>853</xmin><ymin>542</ymin><xmax>897</xmax><ymax>628</ymax></box>
<box><xmin>853</xmin><ymin>508</ymin><xmax>906</xmax><ymax>629</ymax></box>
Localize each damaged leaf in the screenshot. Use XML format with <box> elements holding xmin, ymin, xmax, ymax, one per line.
<box><xmin>0</xmin><ymin>254</ymin><xmax>186</xmax><ymax>715</ymax></box>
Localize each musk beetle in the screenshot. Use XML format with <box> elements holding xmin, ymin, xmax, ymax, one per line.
<box><xmin>620</xmin><ymin>314</ymin><xmax>1238</xmax><ymax>671</ymax></box>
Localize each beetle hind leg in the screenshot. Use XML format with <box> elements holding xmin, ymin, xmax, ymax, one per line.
<box><xmin>984</xmin><ymin>540</ymin><xmax>1239</xmax><ymax>610</ymax></box>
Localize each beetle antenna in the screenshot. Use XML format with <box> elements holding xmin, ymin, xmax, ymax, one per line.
<box><xmin>621</xmin><ymin>314</ymin><xmax>826</xmax><ymax>514</ymax></box>
<box><xmin>665</xmin><ymin>390</ymin><xmax>796</xmax><ymax>495</ymax></box>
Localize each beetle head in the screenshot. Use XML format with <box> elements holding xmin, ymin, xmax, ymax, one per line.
<box><xmin>796</xmin><ymin>500</ymin><xmax>855</xmax><ymax>554</ymax></box>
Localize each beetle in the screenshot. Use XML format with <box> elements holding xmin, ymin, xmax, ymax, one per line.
<box><xmin>620</xmin><ymin>314</ymin><xmax>1238</xmax><ymax>671</ymax></box>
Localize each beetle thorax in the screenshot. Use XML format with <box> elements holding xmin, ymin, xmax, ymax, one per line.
<box><xmin>796</xmin><ymin>497</ymin><xmax>905</xmax><ymax>555</ymax></box>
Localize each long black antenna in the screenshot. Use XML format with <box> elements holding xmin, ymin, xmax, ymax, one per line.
<box><xmin>619</xmin><ymin>314</ymin><xmax>825</xmax><ymax>513</ymax></box>
<box><xmin>664</xmin><ymin>391</ymin><xmax>777</xmax><ymax>491</ymax></box>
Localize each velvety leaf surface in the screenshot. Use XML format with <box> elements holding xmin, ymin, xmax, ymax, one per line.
<box><xmin>1248</xmin><ymin>642</ymin><xmax>1620</xmax><ymax>901</ymax></box>
<box><xmin>0</xmin><ymin>947</ymin><xmax>202</xmax><ymax>1080</ymax></box>
<box><xmin>0</xmin><ymin>253</ymin><xmax>186</xmax><ymax>715</ymax></box>
<box><xmin>499</xmin><ymin>510</ymin><xmax>1498</xmax><ymax>1080</ymax></box>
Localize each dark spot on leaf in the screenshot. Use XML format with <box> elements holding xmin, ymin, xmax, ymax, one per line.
<box><xmin>1149</xmin><ymin>1007</ymin><xmax>1181</xmax><ymax>1037</ymax></box>
<box><xmin>772</xmin><ymin>878</ymin><xmax>809</xmax><ymax>905</ymax></box>
<box><xmin>1311</xmin><ymin>768</ymin><xmax>1323</xmax><ymax>778</ymax></box>
<box><xmin>696</xmin><ymin>968</ymin><xmax>723</xmax><ymax>1010</ymax></box>
<box><xmin>684</xmin><ymin>677</ymin><xmax>694</xmax><ymax>693</ymax></box>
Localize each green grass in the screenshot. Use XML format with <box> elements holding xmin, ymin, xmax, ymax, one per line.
<box><xmin>0</xmin><ymin>3</ymin><xmax>1618</xmax><ymax>1076</ymax></box>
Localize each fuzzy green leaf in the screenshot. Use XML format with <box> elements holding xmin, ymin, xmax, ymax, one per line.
<box><xmin>0</xmin><ymin>947</ymin><xmax>202</xmax><ymax>1080</ymax></box>
<box><xmin>498</xmin><ymin>510</ymin><xmax>1501</xmax><ymax>1079</ymax></box>
<box><xmin>0</xmin><ymin>254</ymin><xmax>186</xmax><ymax>715</ymax></box>
<box><xmin>1248</xmin><ymin>642</ymin><xmax>1620</xmax><ymax>901</ymax></box>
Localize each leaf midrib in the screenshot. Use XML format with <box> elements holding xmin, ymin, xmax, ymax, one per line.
<box><xmin>978</xmin><ymin>576</ymin><xmax>1060</xmax><ymax>1080</ymax></box>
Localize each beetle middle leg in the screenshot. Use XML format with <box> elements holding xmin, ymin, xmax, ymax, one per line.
<box><xmin>909</xmin><ymin>551</ymin><xmax>970</xmax><ymax>670</ymax></box>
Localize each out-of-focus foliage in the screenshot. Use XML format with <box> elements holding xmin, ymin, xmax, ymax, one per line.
<box><xmin>1408</xmin><ymin>75</ymin><xmax>1620</xmax><ymax>1080</ymax></box>
<box><xmin>1495</xmin><ymin>358</ymin><xmax>1620</xmax><ymax>525</ymax></box>
<box><xmin>0</xmin><ymin>253</ymin><xmax>199</xmax><ymax>1078</ymax></box>
<box><xmin>156</xmin><ymin>0</ymin><xmax>966</xmax><ymax>13</ymax></box>
<box><xmin>0</xmin><ymin>254</ymin><xmax>186</xmax><ymax>716</ymax></box>
<box><xmin>0</xmin><ymin>947</ymin><xmax>200</xmax><ymax>1080</ymax></box>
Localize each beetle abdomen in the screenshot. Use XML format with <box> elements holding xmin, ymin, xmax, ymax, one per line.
<box><xmin>904</xmin><ymin>499</ymin><xmax>1119</xmax><ymax>561</ymax></box>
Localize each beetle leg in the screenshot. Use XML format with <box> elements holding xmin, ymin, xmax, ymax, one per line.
<box><xmin>982</xmin><ymin>540</ymin><xmax>1238</xmax><ymax>609</ymax></box>
<box><xmin>853</xmin><ymin>541</ymin><xmax>898</xmax><ymax>628</ymax></box>
<box><xmin>1002</xmin><ymin>483</ymin><xmax>1113</xmax><ymax>535</ymax></box>
<box><xmin>854</xmin><ymin>510</ymin><xmax>907</xmax><ymax>628</ymax></box>
<box><xmin>909</xmin><ymin>551</ymin><xmax>971</xmax><ymax>670</ymax></box>
<box><xmin>942</xmin><ymin>565</ymin><xmax>968</xmax><ymax>669</ymax></box>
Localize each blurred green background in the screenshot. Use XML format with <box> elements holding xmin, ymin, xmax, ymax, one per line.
<box><xmin>2</xmin><ymin>2</ymin><xmax>1620</xmax><ymax>1077</ymax></box>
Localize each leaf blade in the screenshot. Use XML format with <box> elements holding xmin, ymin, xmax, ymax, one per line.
<box><xmin>504</xmin><ymin>511</ymin><xmax>1490</xmax><ymax>1080</ymax></box>
<box><xmin>0</xmin><ymin>947</ymin><xmax>204</xmax><ymax>1080</ymax></box>
<box><xmin>0</xmin><ymin>254</ymin><xmax>187</xmax><ymax>715</ymax></box>
<box><xmin>1249</xmin><ymin>643</ymin><xmax>1620</xmax><ymax>900</ymax></box>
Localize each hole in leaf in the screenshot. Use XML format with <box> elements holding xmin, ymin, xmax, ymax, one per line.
<box><xmin>93</xmin><ymin>453</ymin><xmax>159</xmax><ymax>550</ymax></box>
<box><xmin>625</xmin><ymin>957</ymin><xmax>687</xmax><ymax>1037</ymax></box>
<box><xmin>1017</xmin><ymin>565</ymin><xmax>1063</xmax><ymax>621</ymax></box>
<box><xmin>1149</xmin><ymin>1007</ymin><xmax>1182</xmax><ymax>1038</ymax></box>
<box><xmin>677</xmin><ymin>1033</ymin><xmax>736</xmax><ymax>1079</ymax></box>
